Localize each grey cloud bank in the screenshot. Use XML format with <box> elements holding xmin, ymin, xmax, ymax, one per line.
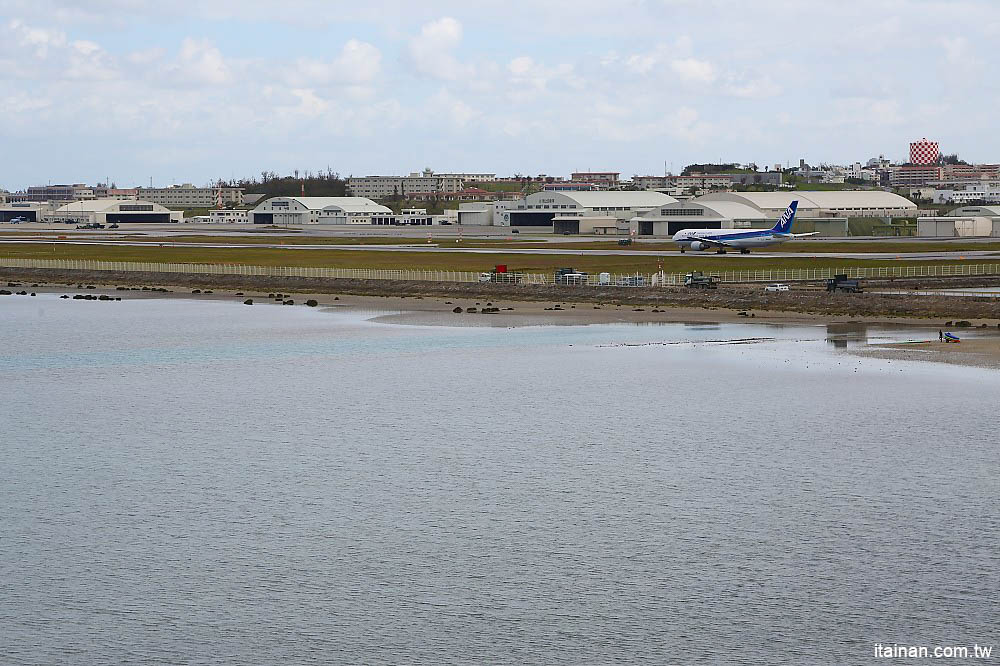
<box><xmin>1</xmin><ymin>0</ymin><xmax>997</xmax><ymax>189</ymax></box>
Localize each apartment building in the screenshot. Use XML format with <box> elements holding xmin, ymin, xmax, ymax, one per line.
<box><xmin>13</xmin><ymin>184</ymin><xmax>96</xmax><ymax>202</ymax></box>
<box><xmin>135</xmin><ymin>184</ymin><xmax>244</xmax><ymax>208</ymax></box>
<box><xmin>435</xmin><ymin>173</ymin><xmax>496</xmax><ymax>183</ymax></box>
<box><xmin>347</xmin><ymin>172</ymin><xmax>464</xmax><ymax>200</ymax></box>
<box><xmin>570</xmin><ymin>172</ymin><xmax>620</xmax><ymax>188</ymax></box>
<box><xmin>889</xmin><ymin>166</ymin><xmax>944</xmax><ymax>187</ymax></box>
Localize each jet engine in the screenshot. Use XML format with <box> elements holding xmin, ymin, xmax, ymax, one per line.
<box><xmin>689</xmin><ymin>241</ymin><xmax>705</xmax><ymax>251</ymax></box>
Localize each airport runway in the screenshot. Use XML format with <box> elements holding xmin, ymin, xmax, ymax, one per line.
<box><xmin>1</xmin><ymin>236</ymin><xmax>997</xmax><ymax>261</ymax></box>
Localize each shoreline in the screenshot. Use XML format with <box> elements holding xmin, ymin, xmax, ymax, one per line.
<box><xmin>851</xmin><ymin>337</ymin><xmax>1000</xmax><ymax>370</ymax></box>
<box><xmin>7</xmin><ymin>278</ymin><xmax>992</xmax><ymax>329</ymax></box>
<box><xmin>6</xmin><ymin>272</ymin><xmax>1000</xmax><ymax>370</ymax></box>
<box><xmin>3</xmin><ymin>265</ymin><xmax>1000</xmax><ymax>323</ymax></box>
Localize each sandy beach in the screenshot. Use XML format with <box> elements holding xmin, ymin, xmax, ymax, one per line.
<box><xmin>852</xmin><ymin>335</ymin><xmax>1000</xmax><ymax>370</ymax></box>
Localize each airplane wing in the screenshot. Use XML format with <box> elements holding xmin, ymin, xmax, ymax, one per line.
<box><xmin>773</xmin><ymin>232</ymin><xmax>819</xmax><ymax>239</ymax></box>
<box><xmin>688</xmin><ymin>235</ymin><xmax>738</xmax><ymax>248</ymax></box>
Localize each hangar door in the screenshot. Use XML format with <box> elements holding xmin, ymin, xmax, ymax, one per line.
<box><xmin>552</xmin><ymin>219</ymin><xmax>580</xmax><ymax>234</ymax></box>
<box><xmin>253</xmin><ymin>213</ymin><xmax>274</xmax><ymax>224</ymax></box>
<box><xmin>666</xmin><ymin>221</ymin><xmax>721</xmax><ymax>235</ymax></box>
<box><xmin>508</xmin><ymin>211</ymin><xmax>555</xmax><ymax>227</ymax></box>
<box><xmin>106</xmin><ymin>213</ymin><xmax>172</xmax><ymax>223</ymax></box>
<box><xmin>0</xmin><ymin>210</ymin><xmax>37</xmax><ymax>222</ymax></box>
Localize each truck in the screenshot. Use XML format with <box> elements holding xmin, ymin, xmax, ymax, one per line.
<box><xmin>554</xmin><ymin>267</ymin><xmax>589</xmax><ymax>285</ymax></box>
<box><xmin>479</xmin><ymin>271</ymin><xmax>524</xmax><ymax>284</ymax></box>
<box><xmin>480</xmin><ymin>265</ymin><xmax>524</xmax><ymax>284</ymax></box>
<box><xmin>683</xmin><ymin>271</ymin><xmax>719</xmax><ymax>289</ymax></box>
<box><xmin>826</xmin><ymin>274</ymin><xmax>863</xmax><ymax>293</ymax></box>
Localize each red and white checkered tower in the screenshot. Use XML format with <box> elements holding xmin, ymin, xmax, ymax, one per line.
<box><xmin>909</xmin><ymin>138</ymin><xmax>939</xmax><ymax>165</ymax></box>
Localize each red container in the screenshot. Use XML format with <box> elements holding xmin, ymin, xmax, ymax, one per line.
<box><xmin>495</xmin><ymin>264</ymin><xmax>507</xmax><ymax>273</ymax></box>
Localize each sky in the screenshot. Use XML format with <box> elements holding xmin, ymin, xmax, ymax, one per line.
<box><xmin>2</xmin><ymin>0</ymin><xmax>998</xmax><ymax>190</ymax></box>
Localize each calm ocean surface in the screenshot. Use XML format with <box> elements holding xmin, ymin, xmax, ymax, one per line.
<box><xmin>1</xmin><ymin>294</ymin><xmax>997</xmax><ymax>665</ymax></box>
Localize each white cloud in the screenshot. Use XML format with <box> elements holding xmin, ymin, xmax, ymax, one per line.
<box><xmin>506</xmin><ymin>56</ymin><xmax>575</xmax><ymax>94</ymax></box>
<box><xmin>294</xmin><ymin>39</ymin><xmax>381</xmax><ymax>86</ymax></box>
<box><xmin>670</xmin><ymin>58</ymin><xmax>715</xmax><ymax>84</ymax></box>
<box><xmin>168</xmin><ymin>38</ymin><xmax>231</xmax><ymax>86</ymax></box>
<box><xmin>7</xmin><ymin>19</ymin><xmax>66</xmax><ymax>57</ymax></box>
<box><xmin>939</xmin><ymin>36</ymin><xmax>980</xmax><ymax>66</ymax></box>
<box><xmin>426</xmin><ymin>88</ymin><xmax>479</xmax><ymax>128</ymax></box>
<box><xmin>285</xmin><ymin>88</ymin><xmax>329</xmax><ymax>117</ymax></box>
<box><xmin>725</xmin><ymin>77</ymin><xmax>782</xmax><ymax>99</ymax></box>
<box><xmin>5</xmin><ymin>2</ymin><xmax>1000</xmax><ymax>186</ymax></box>
<box><xmin>127</xmin><ymin>47</ymin><xmax>166</xmax><ymax>65</ymax></box>
<box><xmin>407</xmin><ymin>17</ymin><xmax>473</xmax><ymax>80</ymax></box>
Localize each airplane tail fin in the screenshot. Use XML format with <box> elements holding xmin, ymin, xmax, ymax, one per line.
<box><xmin>771</xmin><ymin>201</ymin><xmax>798</xmax><ymax>234</ymax></box>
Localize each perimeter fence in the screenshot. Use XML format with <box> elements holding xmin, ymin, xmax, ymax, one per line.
<box><xmin>2</xmin><ymin>257</ymin><xmax>1000</xmax><ymax>288</ymax></box>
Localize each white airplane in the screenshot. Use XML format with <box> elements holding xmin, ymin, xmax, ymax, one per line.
<box><xmin>673</xmin><ymin>201</ymin><xmax>817</xmax><ymax>254</ymax></box>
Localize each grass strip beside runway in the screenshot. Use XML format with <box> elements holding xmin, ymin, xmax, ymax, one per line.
<box><xmin>0</xmin><ymin>242</ymin><xmax>989</xmax><ymax>274</ymax></box>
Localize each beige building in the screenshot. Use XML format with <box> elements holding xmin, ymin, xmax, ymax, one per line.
<box><xmin>136</xmin><ymin>184</ymin><xmax>244</xmax><ymax>208</ymax></box>
<box><xmin>347</xmin><ymin>169</ymin><xmax>464</xmax><ymax>200</ymax></box>
<box><xmin>570</xmin><ymin>172</ymin><xmax>620</xmax><ymax>189</ymax></box>
<box><xmin>14</xmin><ymin>184</ymin><xmax>96</xmax><ymax>202</ymax></box>
<box><xmin>251</xmin><ymin>196</ymin><xmax>393</xmax><ymax>225</ymax></box>
<box><xmin>435</xmin><ymin>173</ymin><xmax>496</xmax><ymax>183</ymax></box>
<box><xmin>0</xmin><ymin>201</ymin><xmax>58</xmax><ymax>222</ymax></box>
<box><xmin>208</xmin><ymin>209</ymin><xmax>249</xmax><ymax>223</ymax></box>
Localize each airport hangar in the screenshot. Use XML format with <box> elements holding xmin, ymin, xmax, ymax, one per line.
<box><xmin>38</xmin><ymin>199</ymin><xmax>184</xmax><ymax>224</ymax></box>
<box><xmin>506</xmin><ymin>191</ymin><xmax>678</xmax><ymax>233</ymax></box>
<box><xmin>0</xmin><ymin>201</ymin><xmax>55</xmax><ymax>222</ymax></box>
<box><xmin>918</xmin><ymin>205</ymin><xmax>1000</xmax><ymax>237</ymax></box>
<box><xmin>626</xmin><ymin>191</ymin><xmax>919</xmax><ymax>237</ymax></box>
<box><xmin>251</xmin><ymin>197</ymin><xmax>393</xmax><ymax>225</ymax></box>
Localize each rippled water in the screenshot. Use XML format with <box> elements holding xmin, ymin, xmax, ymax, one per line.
<box><xmin>2</xmin><ymin>295</ymin><xmax>997</xmax><ymax>665</ymax></box>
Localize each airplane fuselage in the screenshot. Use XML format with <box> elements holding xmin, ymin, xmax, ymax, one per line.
<box><xmin>673</xmin><ymin>228</ymin><xmax>787</xmax><ymax>250</ymax></box>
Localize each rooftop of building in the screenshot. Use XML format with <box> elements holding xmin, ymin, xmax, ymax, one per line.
<box><xmin>55</xmin><ymin>199</ymin><xmax>166</xmax><ymax>212</ymax></box>
<box><xmin>699</xmin><ymin>190</ymin><xmax>916</xmax><ymax>211</ymax></box>
<box><xmin>257</xmin><ymin>196</ymin><xmax>392</xmax><ymax>213</ymax></box>
<box><xmin>523</xmin><ymin>190</ymin><xmax>677</xmax><ymax>208</ymax></box>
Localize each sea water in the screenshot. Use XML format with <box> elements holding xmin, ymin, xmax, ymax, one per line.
<box><xmin>1</xmin><ymin>294</ymin><xmax>997</xmax><ymax>664</ymax></box>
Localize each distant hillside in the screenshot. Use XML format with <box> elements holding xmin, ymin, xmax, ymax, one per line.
<box><xmin>241</xmin><ymin>175</ymin><xmax>347</xmax><ymax>199</ymax></box>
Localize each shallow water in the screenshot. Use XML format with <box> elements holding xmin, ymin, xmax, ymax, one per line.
<box><xmin>1</xmin><ymin>295</ymin><xmax>997</xmax><ymax>665</ymax></box>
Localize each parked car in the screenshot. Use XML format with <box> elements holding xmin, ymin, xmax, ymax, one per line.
<box><xmin>764</xmin><ymin>283</ymin><xmax>790</xmax><ymax>292</ymax></box>
<box><xmin>510</xmin><ymin>229</ymin><xmax>519</xmax><ymax>233</ymax></box>
<box><xmin>108</xmin><ymin>223</ymin><xmax>119</xmax><ymax>229</ymax></box>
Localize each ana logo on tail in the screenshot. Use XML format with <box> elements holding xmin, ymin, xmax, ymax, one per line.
<box><xmin>772</xmin><ymin>200</ymin><xmax>798</xmax><ymax>234</ymax></box>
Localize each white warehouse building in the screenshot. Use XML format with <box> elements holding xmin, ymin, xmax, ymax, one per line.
<box><xmin>625</xmin><ymin>190</ymin><xmax>916</xmax><ymax>238</ymax></box>
<box><xmin>42</xmin><ymin>199</ymin><xmax>183</xmax><ymax>224</ymax></box>
<box><xmin>508</xmin><ymin>190</ymin><xmax>677</xmax><ymax>233</ymax></box>
<box><xmin>251</xmin><ymin>197</ymin><xmax>393</xmax><ymax>225</ymax></box>
<box><xmin>697</xmin><ymin>191</ymin><xmax>917</xmax><ymax>218</ymax></box>
<box><xmin>918</xmin><ymin>206</ymin><xmax>1000</xmax><ymax>237</ymax></box>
